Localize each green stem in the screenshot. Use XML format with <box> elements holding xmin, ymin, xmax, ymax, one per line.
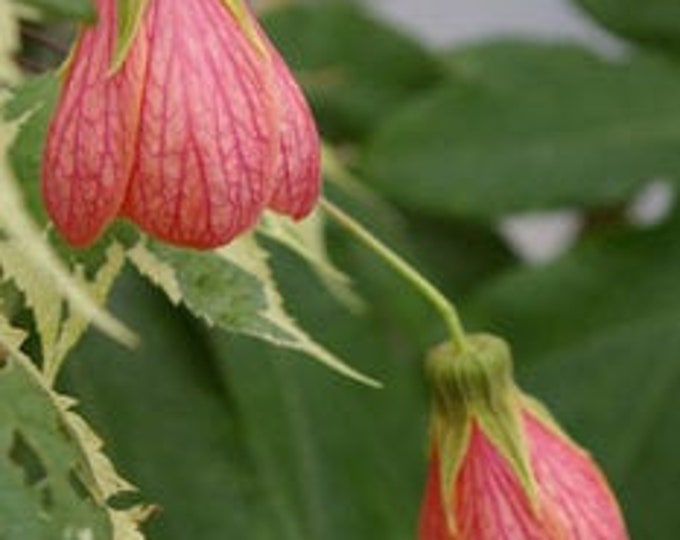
<box><xmin>321</xmin><ymin>199</ymin><xmax>469</xmax><ymax>354</ymax></box>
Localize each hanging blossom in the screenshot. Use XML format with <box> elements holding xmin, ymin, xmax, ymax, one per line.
<box><xmin>43</xmin><ymin>0</ymin><xmax>320</xmax><ymax>249</ymax></box>
<box><xmin>419</xmin><ymin>335</ymin><xmax>629</xmax><ymax>540</ymax></box>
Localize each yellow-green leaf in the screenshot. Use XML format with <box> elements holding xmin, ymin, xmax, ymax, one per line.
<box><xmin>0</xmin><ymin>316</ymin><xmax>147</xmax><ymax>539</ymax></box>
<box><xmin>0</xmin><ymin>0</ymin><xmax>20</xmax><ymax>84</ymax></box>
<box><xmin>111</xmin><ymin>0</ymin><xmax>150</xmax><ymax>73</ymax></box>
<box><xmin>258</xmin><ymin>211</ymin><xmax>365</xmax><ymax>313</ymax></box>
<box><xmin>132</xmin><ymin>235</ymin><xmax>379</xmax><ymax>387</ymax></box>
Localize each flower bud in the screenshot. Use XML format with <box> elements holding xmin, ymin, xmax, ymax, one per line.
<box><xmin>43</xmin><ymin>0</ymin><xmax>320</xmax><ymax>248</ymax></box>
<box><xmin>419</xmin><ymin>334</ymin><xmax>628</xmax><ymax>540</ymax></box>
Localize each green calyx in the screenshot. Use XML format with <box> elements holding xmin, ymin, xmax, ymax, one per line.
<box><xmin>112</xmin><ymin>0</ymin><xmax>150</xmax><ymax>74</ymax></box>
<box><xmin>109</xmin><ymin>0</ymin><xmax>267</xmax><ymax>77</ymax></box>
<box><xmin>220</xmin><ymin>0</ymin><xmax>268</xmax><ymax>57</ymax></box>
<box><xmin>426</xmin><ymin>334</ymin><xmax>538</xmax><ymax>533</ymax></box>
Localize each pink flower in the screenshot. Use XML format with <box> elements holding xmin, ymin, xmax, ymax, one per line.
<box><xmin>419</xmin><ymin>335</ymin><xmax>628</xmax><ymax>540</ymax></box>
<box><xmin>43</xmin><ymin>0</ymin><xmax>320</xmax><ymax>249</ymax></box>
<box><xmin>420</xmin><ymin>410</ymin><xmax>628</xmax><ymax>540</ymax></box>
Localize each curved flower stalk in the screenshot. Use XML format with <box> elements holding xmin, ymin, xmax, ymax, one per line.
<box><xmin>419</xmin><ymin>335</ymin><xmax>628</xmax><ymax>540</ymax></box>
<box><xmin>43</xmin><ymin>0</ymin><xmax>320</xmax><ymax>249</ymax></box>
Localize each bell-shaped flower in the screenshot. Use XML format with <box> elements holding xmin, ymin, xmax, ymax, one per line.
<box><xmin>43</xmin><ymin>0</ymin><xmax>320</xmax><ymax>248</ymax></box>
<box><xmin>419</xmin><ymin>335</ymin><xmax>629</xmax><ymax>540</ymax></box>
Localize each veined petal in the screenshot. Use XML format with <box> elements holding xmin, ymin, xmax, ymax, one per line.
<box><xmin>453</xmin><ymin>421</ymin><xmax>556</xmax><ymax>540</ymax></box>
<box><xmin>122</xmin><ymin>0</ymin><xmax>279</xmax><ymax>249</ymax></box>
<box><xmin>42</xmin><ymin>0</ymin><xmax>146</xmax><ymax>247</ymax></box>
<box><xmin>526</xmin><ymin>412</ymin><xmax>628</xmax><ymax>540</ymax></box>
<box><xmin>419</xmin><ymin>335</ymin><xmax>628</xmax><ymax>540</ymax></box>
<box><xmin>419</xmin><ymin>413</ymin><xmax>628</xmax><ymax>540</ymax></box>
<box><xmin>419</xmin><ymin>450</ymin><xmax>459</xmax><ymax>540</ymax></box>
<box><xmin>265</xmin><ymin>42</ymin><xmax>321</xmax><ymax>219</ymax></box>
<box><xmin>418</xmin><ymin>423</ymin><xmax>551</xmax><ymax>540</ymax></box>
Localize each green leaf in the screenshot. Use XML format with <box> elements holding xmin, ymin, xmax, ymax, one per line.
<box><xmin>112</xmin><ymin>0</ymin><xmax>149</xmax><ymax>72</ymax></box>
<box><xmin>363</xmin><ymin>41</ymin><xmax>680</xmax><ymax>220</ymax></box>
<box><xmin>0</xmin><ymin>359</ymin><xmax>111</xmax><ymax>539</ymax></box>
<box><xmin>62</xmin><ymin>271</ymin><xmax>286</xmax><ymax>539</ymax></box>
<box><xmin>63</xmin><ymin>262</ymin><xmax>428</xmax><ymax>540</ymax></box>
<box><xmin>0</xmin><ymin>237</ymin><xmax>62</xmax><ymax>365</ymax></box>
<box><xmin>574</xmin><ymin>0</ymin><xmax>680</xmax><ymax>52</ymax></box>
<box><xmin>130</xmin><ymin>236</ymin><xmax>379</xmax><ymax>386</ymax></box>
<box><xmin>469</xmin><ymin>216</ymin><xmax>680</xmax><ymax>361</ymax></box>
<box><xmin>258</xmin><ymin>210</ymin><xmax>365</xmax><ymax>313</ymax></box>
<box><xmin>15</xmin><ymin>0</ymin><xmax>95</xmax><ymax>21</ymax></box>
<box><xmin>467</xmin><ymin>211</ymin><xmax>680</xmax><ymax>539</ymax></box>
<box><xmin>0</xmin><ymin>0</ymin><xmax>21</xmax><ymax>84</ymax></box>
<box><xmin>262</xmin><ymin>2</ymin><xmax>445</xmax><ymax>140</ymax></box>
<box><xmin>4</xmin><ymin>72</ymin><xmax>60</xmax><ymax>225</ymax></box>
<box><xmin>4</xmin><ymin>72</ymin><xmax>60</xmax><ymax>123</ymax></box>
<box><xmin>45</xmin><ymin>242</ymin><xmax>128</xmax><ymax>382</ymax></box>
<box><xmin>0</xmin><ymin>317</ymin><xmax>146</xmax><ymax>539</ymax></box>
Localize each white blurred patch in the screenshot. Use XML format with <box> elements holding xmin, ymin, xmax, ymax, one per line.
<box><xmin>500</xmin><ymin>211</ymin><xmax>582</xmax><ymax>264</ymax></box>
<box><xmin>627</xmin><ymin>180</ymin><xmax>675</xmax><ymax>227</ymax></box>
<box><xmin>62</xmin><ymin>528</ymin><xmax>93</xmax><ymax>540</ymax></box>
<box><xmin>362</xmin><ymin>0</ymin><xmax>623</xmax><ymax>54</ymax></box>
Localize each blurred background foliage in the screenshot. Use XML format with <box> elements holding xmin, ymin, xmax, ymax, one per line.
<box><xmin>7</xmin><ymin>0</ymin><xmax>680</xmax><ymax>538</ymax></box>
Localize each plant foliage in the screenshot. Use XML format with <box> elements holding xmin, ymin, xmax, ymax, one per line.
<box><xmin>2</xmin><ymin>0</ymin><xmax>680</xmax><ymax>538</ymax></box>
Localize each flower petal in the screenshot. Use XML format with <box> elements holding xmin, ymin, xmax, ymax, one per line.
<box><xmin>453</xmin><ymin>422</ymin><xmax>552</xmax><ymax>540</ymax></box>
<box><xmin>526</xmin><ymin>413</ymin><xmax>628</xmax><ymax>540</ymax></box>
<box><xmin>42</xmin><ymin>0</ymin><xmax>146</xmax><ymax>247</ymax></box>
<box><xmin>420</xmin><ymin>415</ymin><xmax>629</xmax><ymax>540</ymax></box>
<box><xmin>419</xmin><ymin>450</ymin><xmax>458</xmax><ymax>540</ymax></box>
<box><xmin>265</xmin><ymin>43</ymin><xmax>321</xmax><ymax>219</ymax></box>
<box><xmin>121</xmin><ymin>0</ymin><xmax>279</xmax><ymax>249</ymax></box>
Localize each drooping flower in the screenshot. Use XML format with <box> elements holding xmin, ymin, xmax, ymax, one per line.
<box><xmin>43</xmin><ymin>0</ymin><xmax>320</xmax><ymax>249</ymax></box>
<box><xmin>419</xmin><ymin>335</ymin><xmax>628</xmax><ymax>540</ymax></box>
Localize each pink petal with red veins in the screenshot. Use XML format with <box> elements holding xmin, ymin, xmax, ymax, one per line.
<box><xmin>265</xmin><ymin>44</ymin><xmax>321</xmax><ymax>219</ymax></box>
<box><xmin>42</xmin><ymin>0</ymin><xmax>146</xmax><ymax>247</ymax></box>
<box><xmin>419</xmin><ymin>450</ymin><xmax>459</xmax><ymax>540</ymax></box>
<box><xmin>419</xmin><ymin>414</ymin><xmax>629</xmax><ymax>540</ymax></box>
<box><xmin>526</xmin><ymin>413</ymin><xmax>629</xmax><ymax>540</ymax></box>
<box><xmin>122</xmin><ymin>0</ymin><xmax>279</xmax><ymax>249</ymax></box>
<box><xmin>453</xmin><ymin>422</ymin><xmax>553</xmax><ymax>540</ymax></box>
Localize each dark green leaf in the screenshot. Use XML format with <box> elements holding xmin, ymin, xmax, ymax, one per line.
<box><xmin>62</xmin><ymin>264</ymin><xmax>427</xmax><ymax>540</ymax></box>
<box><xmin>141</xmin><ymin>239</ymin><xmax>376</xmax><ymax>385</ymax></box>
<box><xmin>150</xmin><ymin>242</ymin><xmax>288</xmax><ymax>340</ymax></box>
<box><xmin>363</xmin><ymin>41</ymin><xmax>680</xmax><ymax>219</ymax></box>
<box><xmin>262</xmin><ymin>2</ymin><xmax>445</xmax><ymax>140</ymax></box>
<box><xmin>4</xmin><ymin>72</ymin><xmax>59</xmax><ymax>225</ymax></box>
<box><xmin>574</xmin><ymin>0</ymin><xmax>680</xmax><ymax>52</ymax></box>
<box><xmin>62</xmin><ymin>269</ymin><xmax>276</xmax><ymax>539</ymax></box>
<box><xmin>15</xmin><ymin>0</ymin><xmax>95</xmax><ymax>21</ymax></box>
<box><xmin>469</xmin><ymin>215</ymin><xmax>680</xmax><ymax>361</ymax></box>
